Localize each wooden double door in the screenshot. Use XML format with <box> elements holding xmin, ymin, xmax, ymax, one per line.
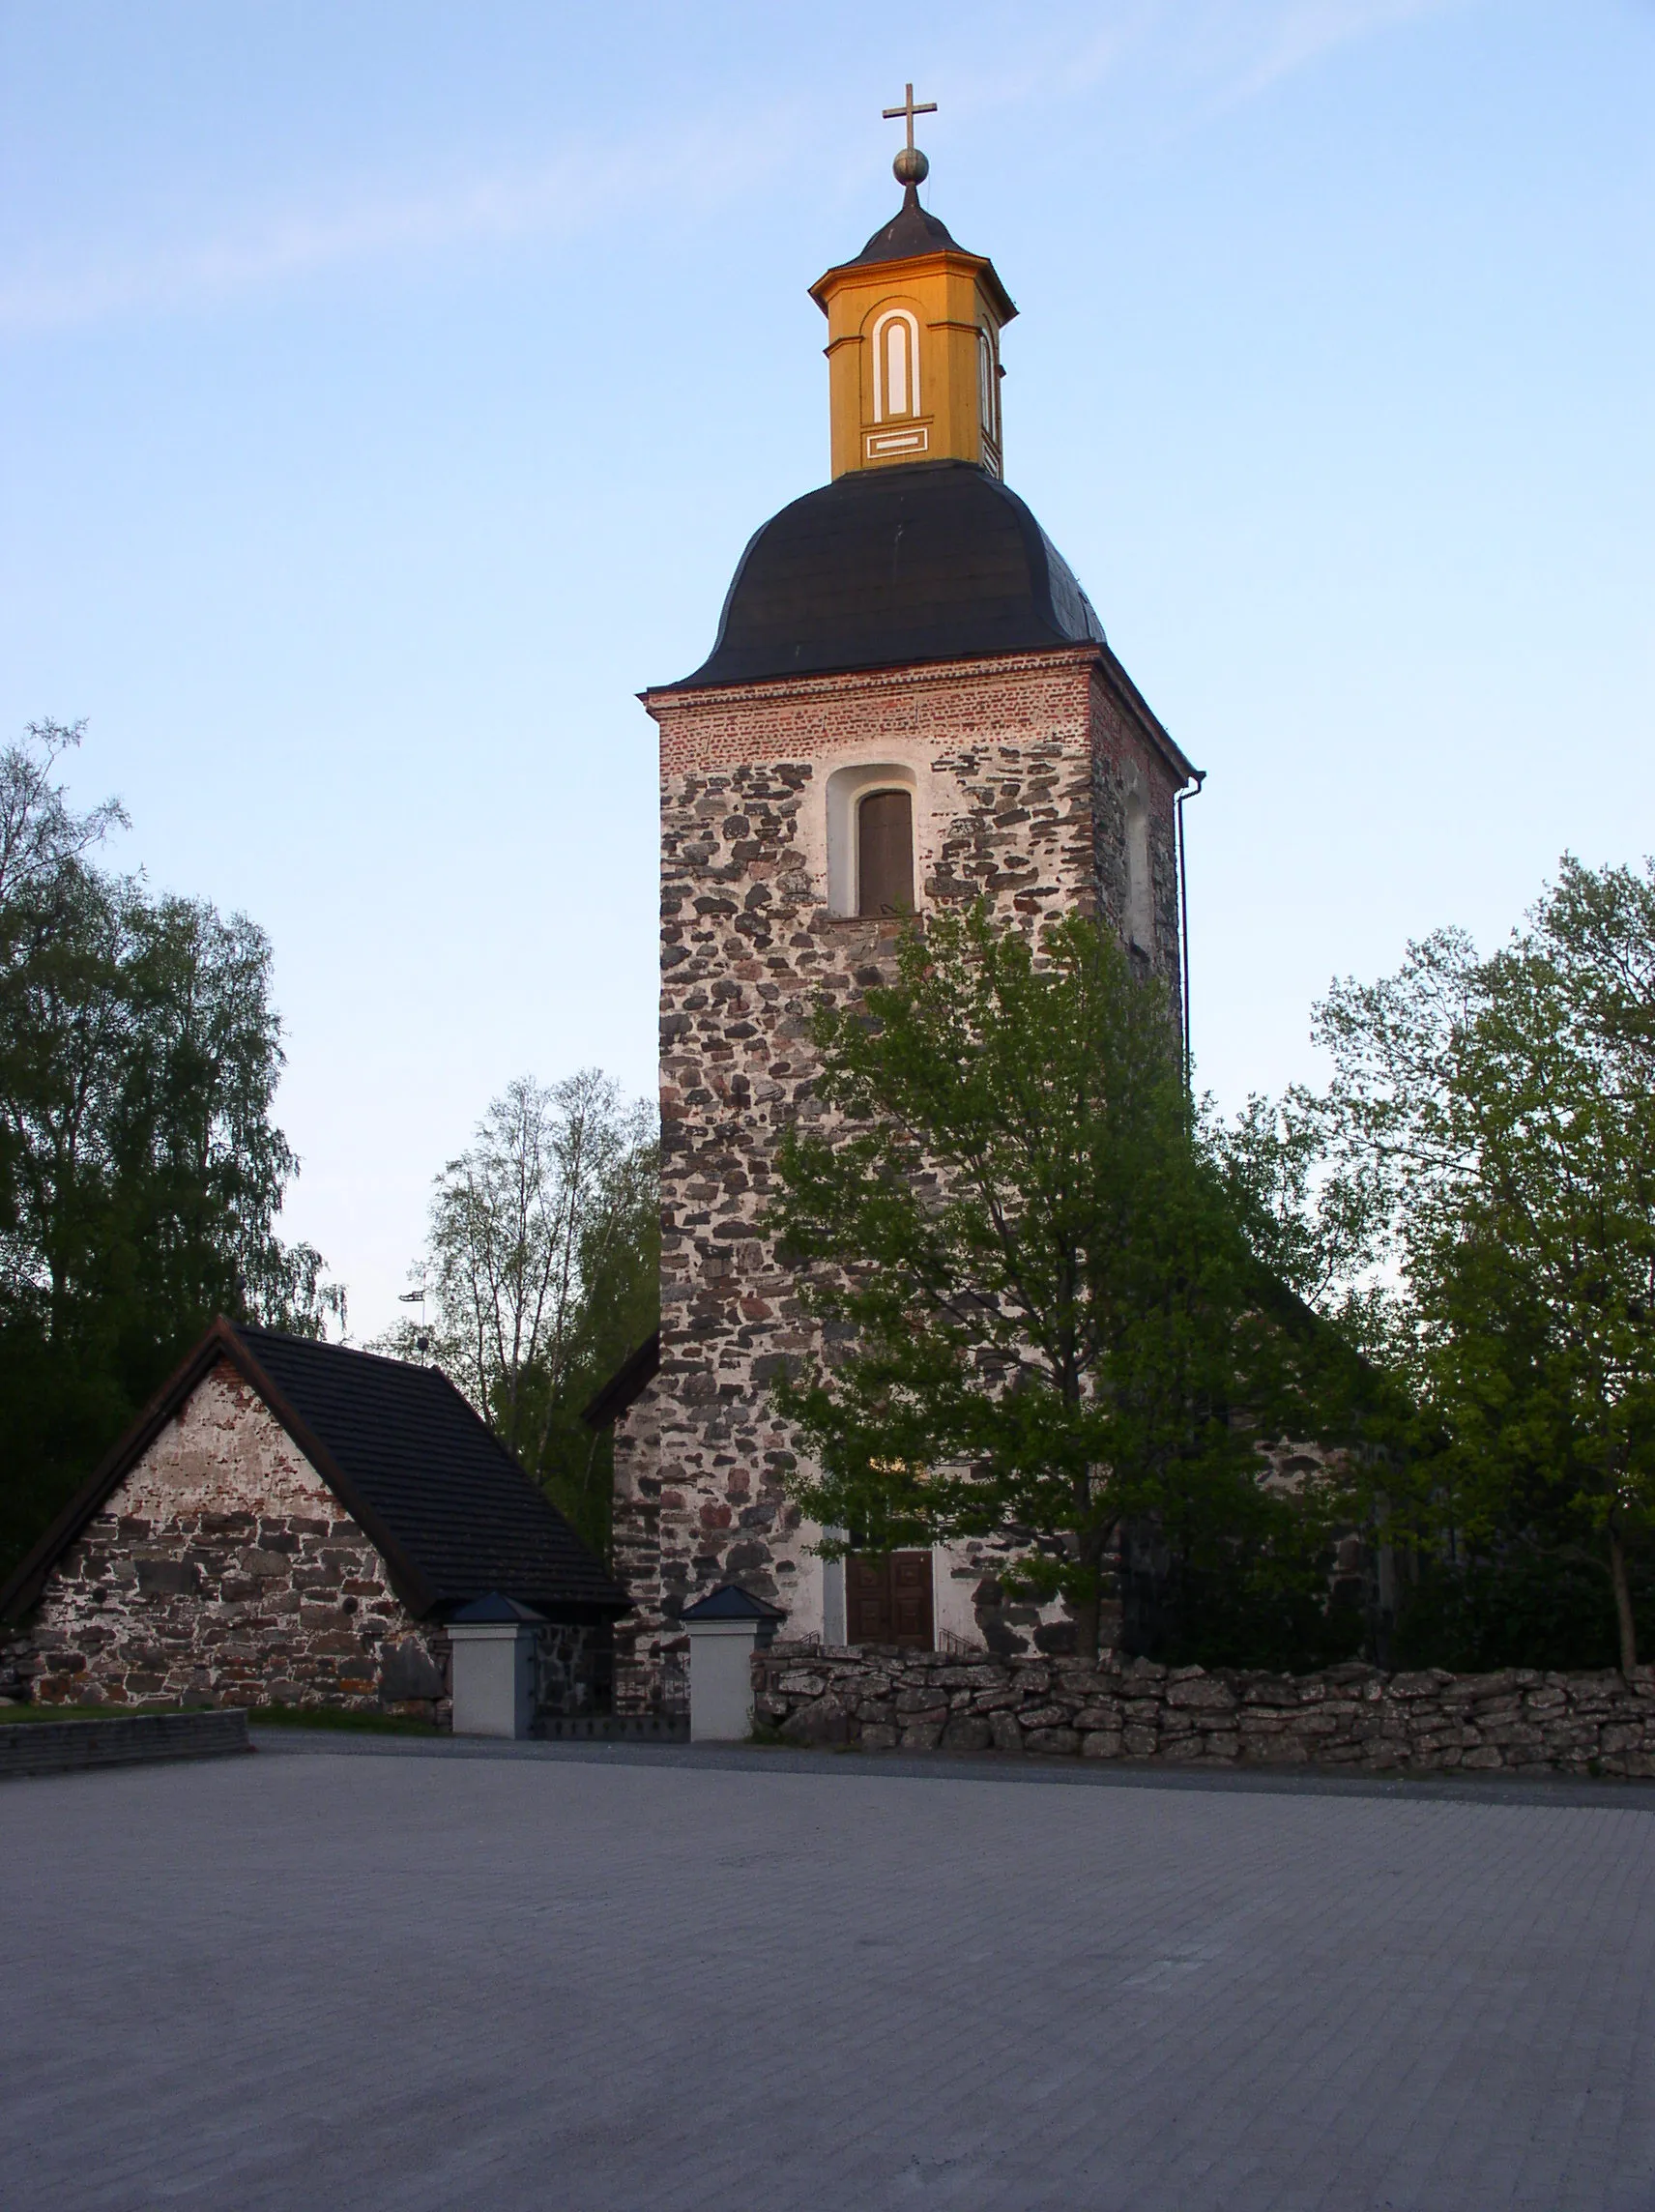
<box><xmin>846</xmin><ymin>1550</ymin><xmax>935</xmax><ymax>1649</ymax></box>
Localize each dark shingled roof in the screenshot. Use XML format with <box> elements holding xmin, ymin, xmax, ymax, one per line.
<box><xmin>451</xmin><ymin>1592</ymin><xmax>546</xmax><ymax>1624</ymax></box>
<box><xmin>682</xmin><ymin>1585</ymin><xmax>788</xmax><ymax>1623</ymax></box>
<box><xmin>662</xmin><ymin>461</ymin><xmax>1106</xmax><ymax>693</ymax></box>
<box><xmin>848</xmin><ymin>183</ymin><xmax>962</xmax><ymax>267</ymax></box>
<box><xmin>0</xmin><ymin>1319</ymin><xmax>629</xmax><ymax>1625</ymax></box>
<box><xmin>236</xmin><ymin>1327</ymin><xmax>627</xmax><ymax>1621</ymax></box>
<box><xmin>581</xmin><ymin>1331</ymin><xmax>660</xmax><ymax>1431</ymax></box>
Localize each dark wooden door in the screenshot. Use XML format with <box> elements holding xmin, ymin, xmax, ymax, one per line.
<box><xmin>857</xmin><ymin>789</ymin><xmax>915</xmax><ymax>917</ymax></box>
<box><xmin>846</xmin><ymin>1551</ymin><xmax>934</xmax><ymax>1649</ymax></box>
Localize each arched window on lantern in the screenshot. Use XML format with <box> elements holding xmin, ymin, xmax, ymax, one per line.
<box><xmin>871</xmin><ymin>307</ymin><xmax>921</xmax><ymax>422</ymax></box>
<box><xmin>977</xmin><ymin>325</ymin><xmax>999</xmax><ymax>442</ymax></box>
<box><xmin>857</xmin><ymin>788</ymin><xmax>915</xmax><ymax>917</ymax></box>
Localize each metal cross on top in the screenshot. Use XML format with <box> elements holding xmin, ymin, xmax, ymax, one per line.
<box><xmin>882</xmin><ymin>82</ymin><xmax>937</xmax><ymax>153</ymax></box>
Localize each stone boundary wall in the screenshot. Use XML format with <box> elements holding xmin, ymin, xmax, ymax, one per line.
<box><xmin>0</xmin><ymin>1707</ymin><xmax>249</xmax><ymax>1782</ymax></box>
<box><xmin>753</xmin><ymin>1644</ymin><xmax>1655</xmax><ymax>1777</ymax></box>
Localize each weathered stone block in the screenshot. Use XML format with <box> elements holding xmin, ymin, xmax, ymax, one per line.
<box><xmin>942</xmin><ymin>1716</ymin><xmax>993</xmax><ymax>1754</ymax></box>
<box><xmin>1245</xmin><ymin>1733</ymin><xmax>1310</xmax><ymax>1764</ymax></box>
<box><xmin>1159</xmin><ymin>1734</ymin><xmax>1210</xmax><ymax>1762</ymax></box>
<box><xmin>1166</xmin><ymin>1676</ymin><xmax>1237</xmax><ymax>1711</ymax></box>
<box><xmin>1025</xmin><ymin>1727</ymin><xmax>1081</xmax><ymax>1756</ymax></box>
<box><xmin>135</xmin><ymin>1558</ymin><xmax>200</xmax><ymax>1597</ymax></box>
<box><xmin>784</xmin><ymin>1700</ymin><xmax>852</xmax><ymax>1747</ymax></box>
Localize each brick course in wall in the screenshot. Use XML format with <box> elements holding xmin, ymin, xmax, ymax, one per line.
<box><xmin>612</xmin><ymin>646</ymin><xmax>1193</xmax><ymax>1709</ymax></box>
<box><xmin>754</xmin><ymin>1644</ymin><xmax>1655</xmax><ymax>1777</ymax></box>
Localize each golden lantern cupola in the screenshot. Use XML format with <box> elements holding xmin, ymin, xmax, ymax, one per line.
<box><xmin>810</xmin><ymin>86</ymin><xmax>1017</xmax><ymax>481</ymax></box>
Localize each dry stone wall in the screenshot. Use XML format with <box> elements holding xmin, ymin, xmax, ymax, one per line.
<box><xmin>755</xmin><ymin>1644</ymin><xmax>1655</xmax><ymax>1776</ymax></box>
<box><xmin>614</xmin><ymin>649</ymin><xmax>1188</xmax><ymax>1711</ymax></box>
<box><xmin>533</xmin><ymin>1622</ymin><xmax>613</xmax><ymax>1718</ymax></box>
<box><xmin>18</xmin><ymin>1362</ymin><xmax>450</xmax><ymax>1721</ymax></box>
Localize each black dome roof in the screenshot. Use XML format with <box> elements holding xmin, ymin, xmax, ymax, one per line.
<box><xmin>668</xmin><ymin>461</ymin><xmax>1106</xmax><ymax>692</ymax></box>
<box><xmin>848</xmin><ymin>183</ymin><xmax>962</xmax><ymax>269</ymax></box>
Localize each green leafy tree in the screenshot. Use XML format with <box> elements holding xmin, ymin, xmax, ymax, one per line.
<box><xmin>388</xmin><ymin>1070</ymin><xmax>657</xmax><ymax>1555</ymax></box>
<box><xmin>1306</xmin><ymin>858</ymin><xmax>1655</xmax><ymax>1673</ymax></box>
<box><xmin>0</xmin><ymin>722</ymin><xmax>342</xmax><ymax>1587</ymax></box>
<box><xmin>768</xmin><ymin>905</ymin><xmax>1348</xmax><ymax>1660</ymax></box>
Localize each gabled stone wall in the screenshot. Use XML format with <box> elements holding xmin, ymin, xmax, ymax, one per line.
<box><xmin>755</xmin><ymin>1644</ymin><xmax>1655</xmax><ymax>1776</ymax></box>
<box><xmin>16</xmin><ymin>1362</ymin><xmax>450</xmax><ymax>1721</ymax></box>
<box><xmin>614</xmin><ymin>647</ymin><xmax>1187</xmax><ymax>1709</ymax></box>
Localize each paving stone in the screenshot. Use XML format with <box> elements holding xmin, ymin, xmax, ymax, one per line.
<box><xmin>5</xmin><ymin>1744</ymin><xmax>1655</xmax><ymax>2212</ymax></box>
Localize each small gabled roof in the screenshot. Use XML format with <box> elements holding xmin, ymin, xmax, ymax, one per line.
<box><xmin>0</xmin><ymin>1319</ymin><xmax>630</xmax><ymax>1627</ymax></box>
<box><xmin>681</xmin><ymin>1585</ymin><xmax>788</xmax><ymax>1624</ymax></box>
<box><xmin>451</xmin><ymin>1593</ymin><xmax>546</xmax><ymax>1625</ymax></box>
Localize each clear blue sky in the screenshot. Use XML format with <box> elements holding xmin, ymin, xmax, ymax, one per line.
<box><xmin>3</xmin><ymin>1</ymin><xmax>1650</xmax><ymax>1341</ymax></box>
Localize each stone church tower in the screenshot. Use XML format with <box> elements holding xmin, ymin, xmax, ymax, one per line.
<box><xmin>603</xmin><ymin>131</ymin><xmax>1199</xmax><ymax>1710</ymax></box>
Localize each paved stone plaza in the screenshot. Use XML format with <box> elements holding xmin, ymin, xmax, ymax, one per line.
<box><xmin>4</xmin><ymin>1740</ymin><xmax>1655</xmax><ymax>2210</ymax></box>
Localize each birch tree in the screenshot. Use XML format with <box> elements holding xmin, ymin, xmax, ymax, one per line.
<box><xmin>399</xmin><ymin>1070</ymin><xmax>657</xmax><ymax>1545</ymax></box>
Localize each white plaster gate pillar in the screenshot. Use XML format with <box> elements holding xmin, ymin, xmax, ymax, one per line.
<box><xmin>448</xmin><ymin>1593</ymin><xmax>543</xmax><ymax>1738</ymax></box>
<box><xmin>681</xmin><ymin>1586</ymin><xmax>786</xmax><ymax>1743</ymax></box>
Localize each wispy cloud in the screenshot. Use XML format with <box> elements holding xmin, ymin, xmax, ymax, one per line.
<box><xmin>0</xmin><ymin>0</ymin><xmax>1459</xmax><ymax>337</ymax></box>
<box><xmin>1218</xmin><ymin>0</ymin><xmax>1459</xmax><ymax>102</ymax></box>
<box><xmin>940</xmin><ymin>0</ymin><xmax>1458</xmax><ymax>130</ymax></box>
<box><xmin>0</xmin><ymin>113</ymin><xmax>798</xmax><ymax>336</ymax></box>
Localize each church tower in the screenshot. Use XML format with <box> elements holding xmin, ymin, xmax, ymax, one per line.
<box><xmin>605</xmin><ymin>102</ymin><xmax>1199</xmax><ymax>1708</ymax></box>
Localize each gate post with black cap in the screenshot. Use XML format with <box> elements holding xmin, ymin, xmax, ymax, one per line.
<box><xmin>681</xmin><ymin>1586</ymin><xmax>786</xmax><ymax>1742</ymax></box>
<box><xmin>448</xmin><ymin>1593</ymin><xmax>543</xmax><ymax>1738</ymax></box>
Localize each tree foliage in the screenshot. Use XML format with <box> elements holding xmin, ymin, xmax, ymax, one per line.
<box><xmin>387</xmin><ymin>1070</ymin><xmax>657</xmax><ymax>1556</ymax></box>
<box><xmin>1283</xmin><ymin>858</ymin><xmax>1655</xmax><ymax>1671</ymax></box>
<box><xmin>768</xmin><ymin>906</ymin><xmax>1352</xmax><ymax>1660</ymax></box>
<box><xmin>0</xmin><ymin>722</ymin><xmax>341</xmax><ymax>1588</ymax></box>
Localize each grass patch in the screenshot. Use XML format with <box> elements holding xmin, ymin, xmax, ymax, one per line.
<box><xmin>747</xmin><ymin>1721</ymin><xmax>803</xmax><ymax>1749</ymax></box>
<box><xmin>247</xmin><ymin>1703</ymin><xmax>442</xmax><ymax>1737</ymax></box>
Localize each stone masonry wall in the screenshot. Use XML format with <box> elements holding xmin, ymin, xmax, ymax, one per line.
<box><xmin>18</xmin><ymin>1362</ymin><xmax>450</xmax><ymax>1721</ymax></box>
<box><xmin>614</xmin><ymin>647</ymin><xmax>1187</xmax><ymax>1710</ymax></box>
<box><xmin>755</xmin><ymin>1643</ymin><xmax>1655</xmax><ymax>1776</ymax></box>
<box><xmin>533</xmin><ymin>1621</ymin><xmax>613</xmax><ymax>1719</ymax></box>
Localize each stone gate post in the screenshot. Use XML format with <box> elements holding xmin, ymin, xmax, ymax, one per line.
<box><xmin>448</xmin><ymin>1593</ymin><xmax>543</xmax><ymax>1738</ymax></box>
<box><xmin>681</xmin><ymin>1586</ymin><xmax>786</xmax><ymax>1743</ymax></box>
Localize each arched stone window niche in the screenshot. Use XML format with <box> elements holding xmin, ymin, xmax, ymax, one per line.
<box><xmin>870</xmin><ymin>306</ymin><xmax>922</xmax><ymax>422</ymax></box>
<box><xmin>1124</xmin><ymin>777</ymin><xmax>1153</xmax><ymax>953</ymax></box>
<box><xmin>826</xmin><ymin>762</ymin><xmax>920</xmax><ymax>919</ymax></box>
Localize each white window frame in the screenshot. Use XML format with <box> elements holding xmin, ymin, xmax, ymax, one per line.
<box><xmin>870</xmin><ymin>307</ymin><xmax>922</xmax><ymax>424</ymax></box>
